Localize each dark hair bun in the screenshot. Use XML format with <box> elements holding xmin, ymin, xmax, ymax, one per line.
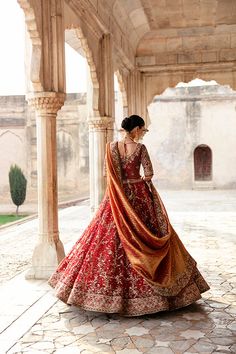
<box><xmin>121</xmin><ymin>117</ymin><xmax>131</xmax><ymax>131</ymax></box>
<box><xmin>121</xmin><ymin>115</ymin><xmax>145</xmax><ymax>132</ymax></box>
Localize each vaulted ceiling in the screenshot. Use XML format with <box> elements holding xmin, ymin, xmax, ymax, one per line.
<box><xmin>65</xmin><ymin>0</ymin><xmax>236</xmax><ymax>69</ymax></box>
<box><xmin>112</xmin><ymin>0</ymin><xmax>236</xmax><ymax>55</ymax></box>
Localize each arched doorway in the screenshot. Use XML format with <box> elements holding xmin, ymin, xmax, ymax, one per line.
<box><xmin>194</xmin><ymin>145</ymin><xmax>212</xmax><ymax>181</ymax></box>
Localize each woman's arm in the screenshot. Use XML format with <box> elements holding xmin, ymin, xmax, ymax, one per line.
<box><xmin>141</xmin><ymin>144</ymin><xmax>154</xmax><ymax>181</ymax></box>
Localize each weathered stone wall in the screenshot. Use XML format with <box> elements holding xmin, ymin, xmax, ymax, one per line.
<box><xmin>57</xmin><ymin>93</ymin><xmax>89</xmax><ymax>200</ymax></box>
<box><xmin>147</xmin><ymin>84</ymin><xmax>236</xmax><ymax>189</ymax></box>
<box><xmin>0</xmin><ymin>94</ymin><xmax>90</xmax><ymax>204</ymax></box>
<box><xmin>0</xmin><ymin>96</ymin><xmax>28</xmax><ymax>201</ymax></box>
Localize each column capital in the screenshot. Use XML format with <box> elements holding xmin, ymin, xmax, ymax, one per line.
<box><xmin>26</xmin><ymin>92</ymin><xmax>66</xmax><ymax>114</ymax></box>
<box><xmin>88</xmin><ymin>116</ymin><xmax>114</xmax><ymax>131</ymax></box>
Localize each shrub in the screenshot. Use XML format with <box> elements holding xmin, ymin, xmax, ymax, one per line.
<box><xmin>8</xmin><ymin>165</ymin><xmax>27</xmax><ymax>215</ymax></box>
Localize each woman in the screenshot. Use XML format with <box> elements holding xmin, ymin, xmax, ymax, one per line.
<box><xmin>49</xmin><ymin>115</ymin><xmax>209</xmax><ymax>316</ymax></box>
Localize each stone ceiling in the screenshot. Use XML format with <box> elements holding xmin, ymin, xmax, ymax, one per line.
<box><xmin>139</xmin><ymin>0</ymin><xmax>236</xmax><ymax>30</ymax></box>
<box><xmin>112</xmin><ymin>0</ymin><xmax>236</xmax><ymax>56</ymax></box>
<box><xmin>65</xmin><ymin>0</ymin><xmax>236</xmax><ymax>68</ymax></box>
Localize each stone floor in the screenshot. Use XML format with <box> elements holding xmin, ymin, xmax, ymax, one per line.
<box><xmin>0</xmin><ymin>190</ymin><xmax>235</xmax><ymax>354</ymax></box>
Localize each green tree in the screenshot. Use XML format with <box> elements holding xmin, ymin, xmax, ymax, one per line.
<box><xmin>8</xmin><ymin>165</ymin><xmax>27</xmax><ymax>215</ymax></box>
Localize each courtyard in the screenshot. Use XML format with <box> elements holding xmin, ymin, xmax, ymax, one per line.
<box><xmin>0</xmin><ymin>189</ymin><xmax>235</xmax><ymax>353</ymax></box>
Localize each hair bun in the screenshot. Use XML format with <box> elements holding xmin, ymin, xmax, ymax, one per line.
<box><xmin>121</xmin><ymin>117</ymin><xmax>131</xmax><ymax>130</ymax></box>
<box><xmin>121</xmin><ymin>115</ymin><xmax>145</xmax><ymax>132</ymax></box>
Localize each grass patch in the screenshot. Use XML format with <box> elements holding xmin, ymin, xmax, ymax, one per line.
<box><xmin>0</xmin><ymin>214</ymin><xmax>28</xmax><ymax>226</ymax></box>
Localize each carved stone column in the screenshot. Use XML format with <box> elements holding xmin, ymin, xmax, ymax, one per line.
<box><xmin>88</xmin><ymin>116</ymin><xmax>114</xmax><ymax>213</ymax></box>
<box><xmin>26</xmin><ymin>92</ymin><xmax>65</xmax><ymax>279</ymax></box>
<box><xmin>88</xmin><ymin>33</ymin><xmax>115</xmax><ymax>213</ymax></box>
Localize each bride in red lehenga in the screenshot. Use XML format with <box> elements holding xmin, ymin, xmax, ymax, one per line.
<box><xmin>49</xmin><ymin>115</ymin><xmax>209</xmax><ymax>316</ymax></box>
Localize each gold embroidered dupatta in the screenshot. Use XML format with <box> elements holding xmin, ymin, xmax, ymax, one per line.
<box><xmin>106</xmin><ymin>142</ymin><xmax>196</xmax><ymax>296</ymax></box>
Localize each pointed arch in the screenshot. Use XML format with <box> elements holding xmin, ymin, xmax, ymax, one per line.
<box><xmin>65</xmin><ymin>27</ymin><xmax>99</xmax><ymax>114</ymax></box>
<box><xmin>75</xmin><ymin>27</ymin><xmax>99</xmax><ymax>114</ymax></box>
<box><xmin>0</xmin><ymin>130</ymin><xmax>23</xmax><ymax>142</ymax></box>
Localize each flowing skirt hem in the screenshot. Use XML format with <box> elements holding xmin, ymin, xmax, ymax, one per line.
<box><xmin>49</xmin><ymin>271</ymin><xmax>209</xmax><ymax>317</ymax></box>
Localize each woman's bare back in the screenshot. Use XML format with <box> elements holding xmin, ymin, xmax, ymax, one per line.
<box><xmin>117</xmin><ymin>141</ymin><xmax>138</xmax><ymax>158</ymax></box>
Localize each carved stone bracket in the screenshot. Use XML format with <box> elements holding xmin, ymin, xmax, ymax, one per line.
<box><xmin>27</xmin><ymin>92</ymin><xmax>66</xmax><ymax>114</ymax></box>
<box><xmin>88</xmin><ymin>116</ymin><xmax>114</xmax><ymax>131</ymax></box>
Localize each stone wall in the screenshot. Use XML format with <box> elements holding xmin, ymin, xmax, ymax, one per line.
<box><xmin>0</xmin><ymin>94</ymin><xmax>90</xmax><ymax>204</ymax></box>
<box><xmin>57</xmin><ymin>93</ymin><xmax>89</xmax><ymax>200</ymax></box>
<box><xmin>0</xmin><ymin>96</ymin><xmax>28</xmax><ymax>201</ymax></box>
<box><xmin>147</xmin><ymin>84</ymin><xmax>236</xmax><ymax>189</ymax></box>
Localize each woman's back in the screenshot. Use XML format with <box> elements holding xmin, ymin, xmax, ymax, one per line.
<box><xmin>117</xmin><ymin>140</ymin><xmax>138</xmax><ymax>159</ymax></box>
<box><xmin>119</xmin><ymin>142</ymin><xmax>143</xmax><ymax>181</ymax></box>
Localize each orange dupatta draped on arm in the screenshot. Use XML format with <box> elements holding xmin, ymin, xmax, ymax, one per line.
<box><xmin>106</xmin><ymin>142</ymin><xmax>196</xmax><ymax>296</ymax></box>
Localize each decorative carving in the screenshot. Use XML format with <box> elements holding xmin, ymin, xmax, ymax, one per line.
<box><xmin>18</xmin><ymin>0</ymin><xmax>65</xmax><ymax>93</ymax></box>
<box><xmin>75</xmin><ymin>28</ymin><xmax>99</xmax><ymax>89</ymax></box>
<box><xmin>17</xmin><ymin>0</ymin><xmax>43</xmax><ymax>91</ymax></box>
<box><xmin>88</xmin><ymin>116</ymin><xmax>114</xmax><ymax>131</ymax></box>
<box><xmin>27</xmin><ymin>92</ymin><xmax>66</xmax><ymax>114</ymax></box>
<box><xmin>17</xmin><ymin>0</ymin><xmax>41</xmax><ymax>46</ymax></box>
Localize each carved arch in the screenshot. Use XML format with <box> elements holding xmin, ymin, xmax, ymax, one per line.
<box><xmin>112</xmin><ymin>0</ymin><xmax>150</xmax><ymax>50</ymax></box>
<box><xmin>75</xmin><ymin>28</ymin><xmax>99</xmax><ymax>92</ymax></box>
<box><xmin>17</xmin><ymin>0</ymin><xmax>43</xmax><ymax>92</ymax></box>
<box><xmin>17</xmin><ymin>0</ymin><xmax>43</xmax><ymax>91</ymax></box>
<box><xmin>146</xmin><ymin>73</ymin><xmax>236</xmax><ymax>108</ymax></box>
<box><xmin>65</xmin><ymin>27</ymin><xmax>99</xmax><ymax>114</ymax></box>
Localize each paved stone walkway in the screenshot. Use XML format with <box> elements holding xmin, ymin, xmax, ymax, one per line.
<box><xmin>0</xmin><ymin>190</ymin><xmax>235</xmax><ymax>353</ymax></box>
<box><xmin>0</xmin><ymin>200</ymin><xmax>89</xmax><ymax>286</ymax></box>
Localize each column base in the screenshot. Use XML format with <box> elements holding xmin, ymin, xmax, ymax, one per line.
<box><xmin>25</xmin><ymin>240</ymin><xmax>65</xmax><ymax>280</ymax></box>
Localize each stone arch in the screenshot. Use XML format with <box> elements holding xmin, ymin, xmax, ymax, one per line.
<box><xmin>0</xmin><ymin>130</ymin><xmax>23</xmax><ymax>142</ymax></box>
<box><xmin>194</xmin><ymin>144</ymin><xmax>212</xmax><ymax>181</ymax></box>
<box><xmin>112</xmin><ymin>0</ymin><xmax>150</xmax><ymax>50</ymax></box>
<box><xmin>65</xmin><ymin>27</ymin><xmax>99</xmax><ymax>114</ymax></box>
<box><xmin>146</xmin><ymin>73</ymin><xmax>236</xmax><ymax>108</ymax></box>
<box><xmin>75</xmin><ymin>27</ymin><xmax>99</xmax><ymax>114</ymax></box>
<box><xmin>182</xmin><ymin>72</ymin><xmax>236</xmax><ymax>91</ymax></box>
<box><xmin>17</xmin><ymin>0</ymin><xmax>43</xmax><ymax>91</ymax></box>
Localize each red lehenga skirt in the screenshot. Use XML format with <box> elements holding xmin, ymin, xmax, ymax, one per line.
<box><xmin>49</xmin><ymin>180</ymin><xmax>209</xmax><ymax>316</ymax></box>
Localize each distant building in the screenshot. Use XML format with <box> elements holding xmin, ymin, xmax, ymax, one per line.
<box><xmin>147</xmin><ymin>84</ymin><xmax>236</xmax><ymax>189</ymax></box>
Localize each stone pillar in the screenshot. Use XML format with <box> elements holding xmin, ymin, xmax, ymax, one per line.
<box><xmin>88</xmin><ymin>116</ymin><xmax>113</xmax><ymax>213</ymax></box>
<box><xmin>19</xmin><ymin>0</ymin><xmax>66</xmax><ymax>279</ymax></box>
<box><xmin>89</xmin><ymin>34</ymin><xmax>115</xmax><ymax>213</ymax></box>
<box><xmin>26</xmin><ymin>92</ymin><xmax>65</xmax><ymax>279</ymax></box>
